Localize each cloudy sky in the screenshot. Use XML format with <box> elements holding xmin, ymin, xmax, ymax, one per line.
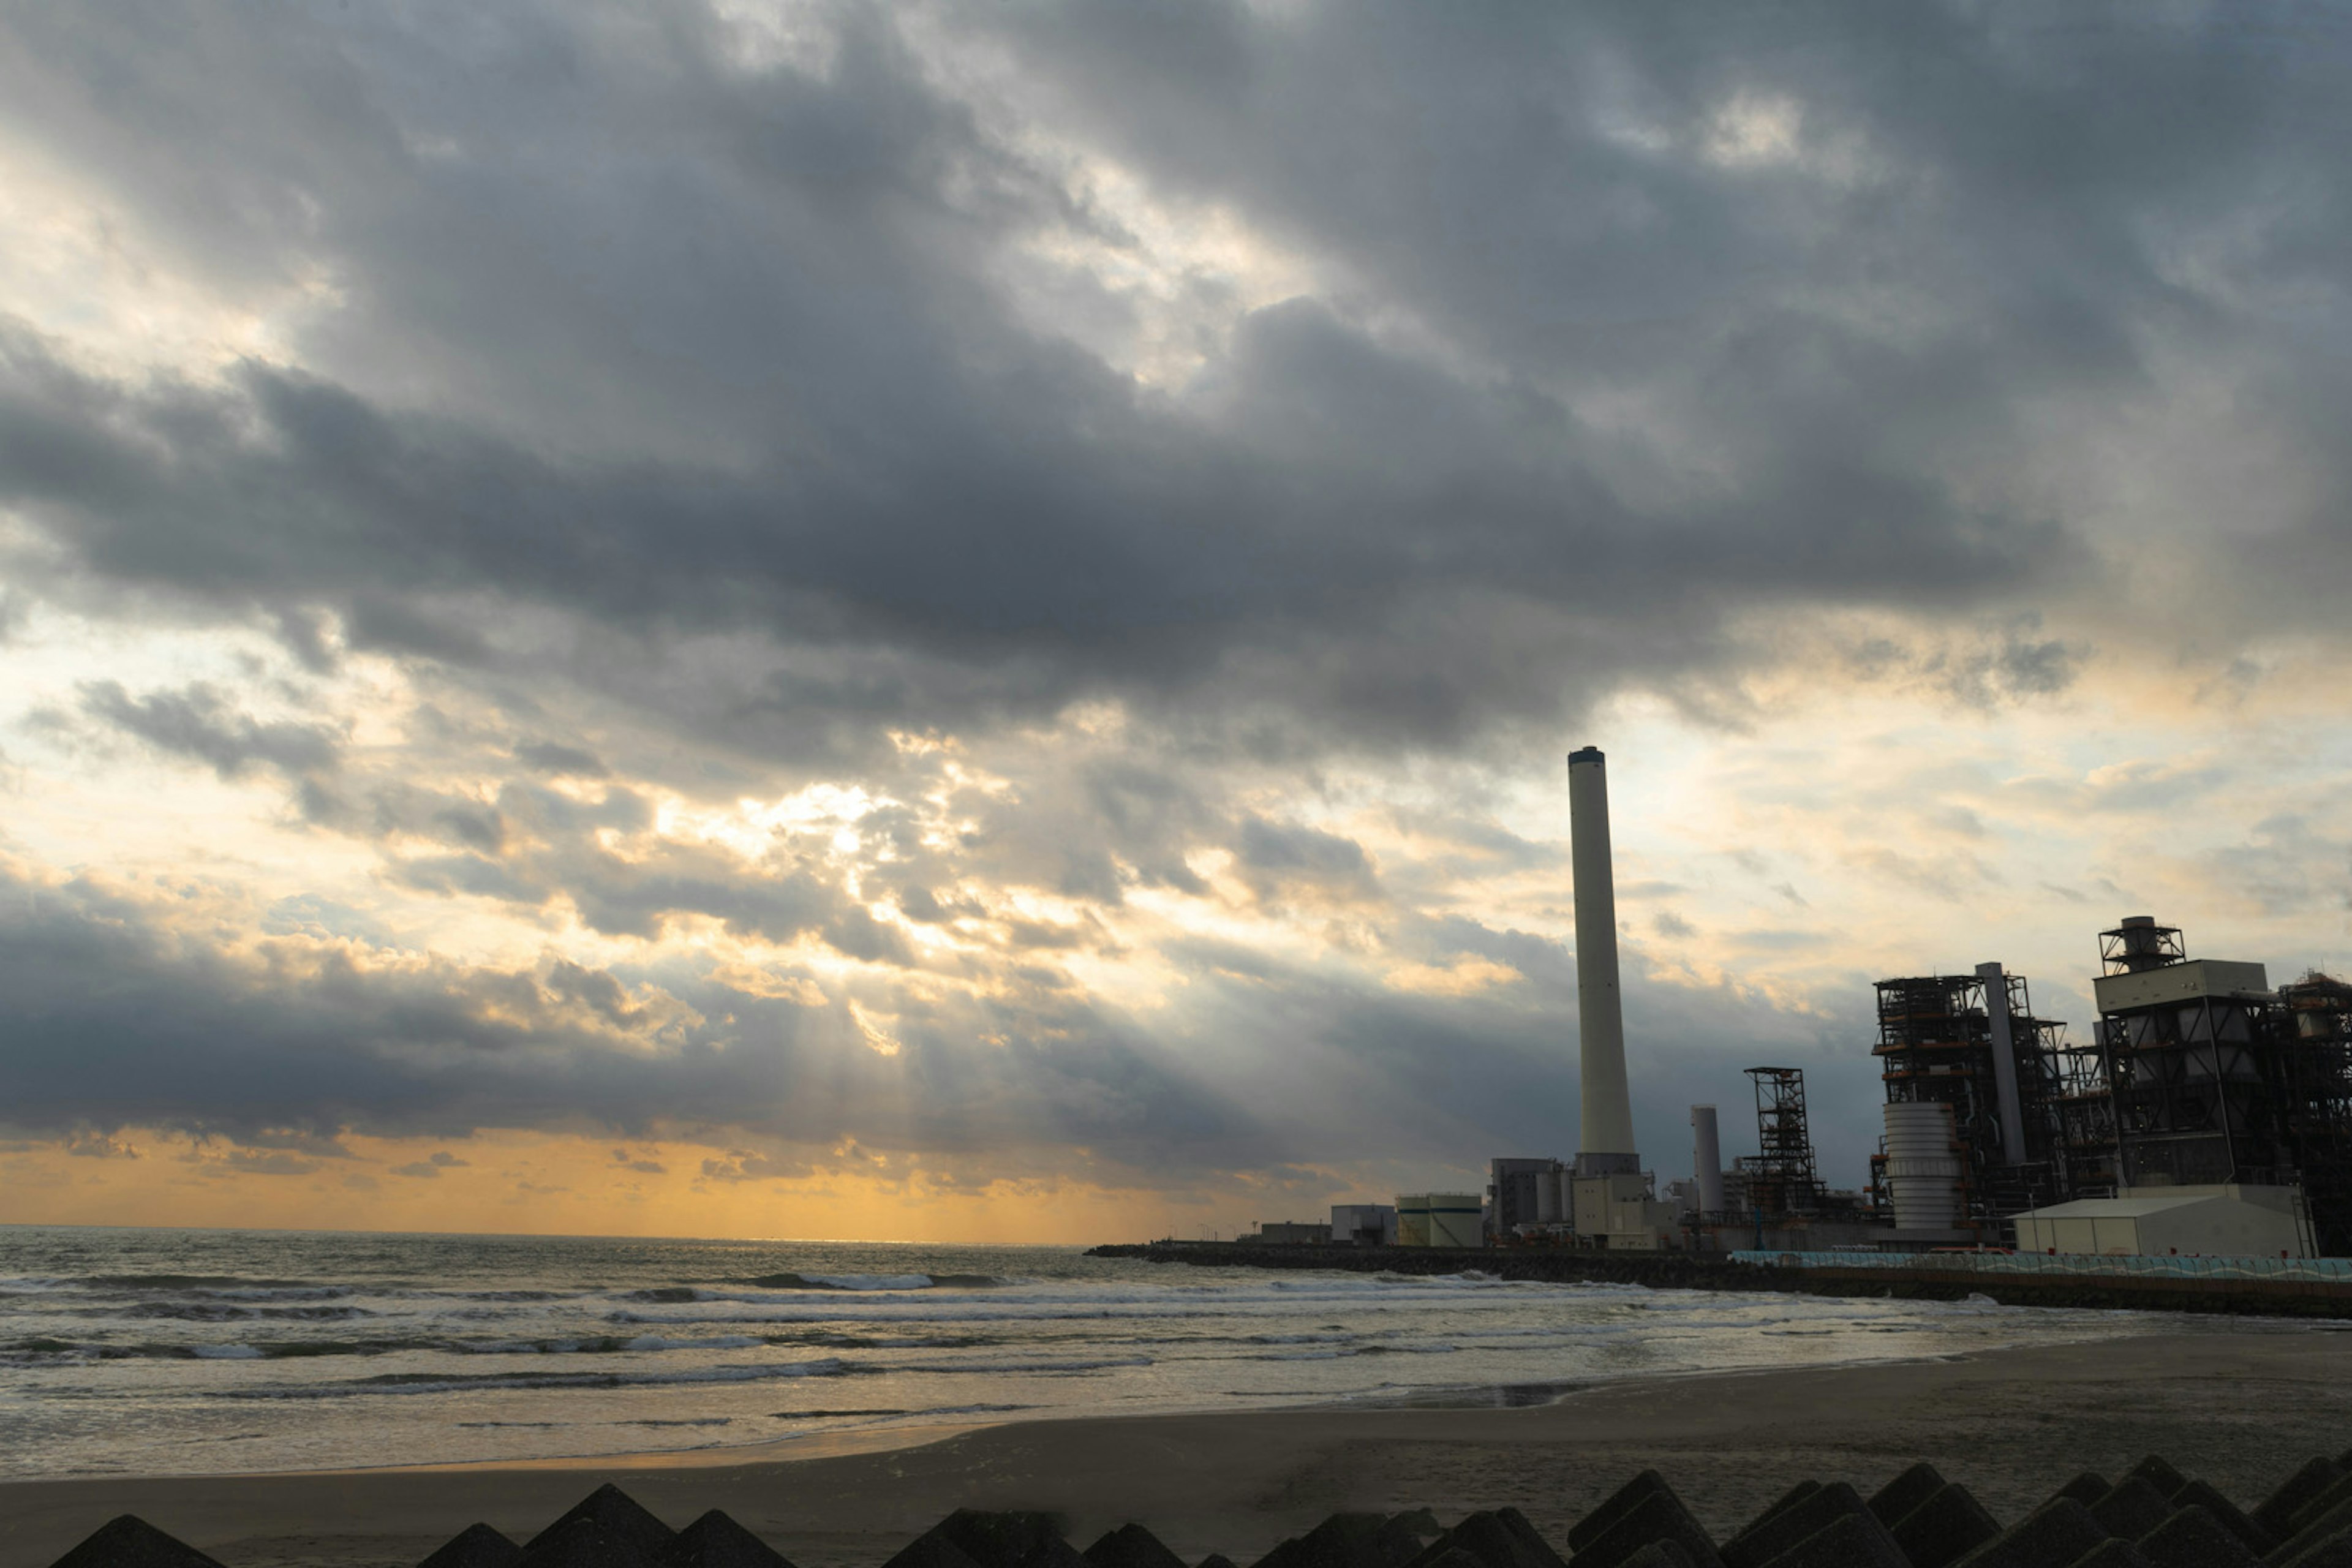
<box><xmin>2</xmin><ymin>1</ymin><xmax>2349</xmax><ymax>1242</ymax></box>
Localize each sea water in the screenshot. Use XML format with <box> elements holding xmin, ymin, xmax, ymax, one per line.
<box><xmin>0</xmin><ymin>1226</ymin><xmax>2261</xmax><ymax>1479</ymax></box>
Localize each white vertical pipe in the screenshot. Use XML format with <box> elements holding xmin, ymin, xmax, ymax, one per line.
<box><xmin>1569</xmin><ymin>747</ymin><xmax>1637</xmax><ymax>1163</ymax></box>
<box><xmin>1692</xmin><ymin>1105</ymin><xmax>1724</xmax><ymax>1214</ymax></box>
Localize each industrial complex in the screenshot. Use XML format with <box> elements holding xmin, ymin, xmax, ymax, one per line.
<box><xmin>1241</xmin><ymin>748</ymin><xmax>2352</xmax><ymax>1261</ymax></box>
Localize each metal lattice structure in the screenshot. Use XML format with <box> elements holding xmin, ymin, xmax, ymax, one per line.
<box><xmin>2094</xmin><ymin>919</ymin><xmax>2296</xmax><ymax>1190</ymax></box>
<box><xmin>2057</xmin><ymin>1040</ymin><xmax>2119</xmax><ymax>1197</ymax></box>
<box><xmin>2086</xmin><ymin>921</ymin><xmax>2352</xmax><ymax>1255</ymax></box>
<box><xmin>1743</xmin><ymin>1066</ymin><xmax>1820</xmax><ymax>1217</ymax></box>
<box><xmin>2280</xmin><ymin>972</ymin><xmax>2352</xmax><ymax>1256</ymax></box>
<box><xmin>1873</xmin><ymin>970</ymin><xmax>2071</xmax><ymax>1226</ymax></box>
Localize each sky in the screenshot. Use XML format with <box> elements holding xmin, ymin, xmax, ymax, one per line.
<box><xmin>2</xmin><ymin>1</ymin><xmax>2350</xmax><ymax>1243</ymax></box>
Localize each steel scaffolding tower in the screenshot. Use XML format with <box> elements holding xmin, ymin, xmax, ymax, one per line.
<box><xmin>1742</xmin><ymin>1066</ymin><xmax>1820</xmax><ymax>1217</ymax></box>
<box><xmin>1874</xmin><ymin>970</ymin><xmax>2071</xmax><ymax>1225</ymax></box>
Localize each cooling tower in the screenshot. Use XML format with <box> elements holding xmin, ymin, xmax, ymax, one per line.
<box><xmin>1568</xmin><ymin>747</ymin><xmax>1638</xmax><ymax>1173</ymax></box>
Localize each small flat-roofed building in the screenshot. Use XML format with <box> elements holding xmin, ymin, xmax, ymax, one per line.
<box><xmin>1329</xmin><ymin>1204</ymin><xmax>1398</xmax><ymax>1246</ymax></box>
<box><xmin>2011</xmin><ymin>1183</ymin><xmax>2313</xmax><ymax>1258</ymax></box>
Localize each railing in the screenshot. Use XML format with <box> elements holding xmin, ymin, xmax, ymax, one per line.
<box><xmin>1728</xmin><ymin>1249</ymin><xmax>2352</xmax><ymax>1283</ymax></box>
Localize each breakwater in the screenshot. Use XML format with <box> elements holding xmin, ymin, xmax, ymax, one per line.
<box><xmin>1087</xmin><ymin>1240</ymin><xmax>2352</xmax><ymax>1319</ymax></box>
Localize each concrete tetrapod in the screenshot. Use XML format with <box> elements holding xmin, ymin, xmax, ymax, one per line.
<box><xmin>417</xmin><ymin>1524</ymin><xmax>524</xmax><ymax>1568</ymax></box>
<box><xmin>671</xmin><ymin>1511</ymin><xmax>798</xmax><ymax>1568</ymax></box>
<box><xmin>1569</xmin><ymin>1475</ymin><xmax>1679</xmax><ymax>1556</ymax></box>
<box><xmin>526</xmin><ymin>1487</ymin><xmax>678</xmax><ymax>1566</ymax></box>
<box><xmin>2084</xmin><ymin>1481</ymin><xmax>2173</xmax><ymax>1544</ymax></box>
<box><xmin>1722</xmin><ymin>1484</ymin><xmax>1873</xmax><ymax>1568</ymax></box>
<box><xmin>2134</xmin><ymin>1506</ymin><xmax>2260</xmax><ymax>1568</ymax></box>
<box><xmin>2048</xmin><ymin>1479</ymin><xmax>2108</xmax><ymax>1513</ymax></box>
<box><xmin>1083</xmin><ymin>1524</ymin><xmax>1189</xmax><ymax>1568</ymax></box>
<box><xmin>46</xmin><ymin>1515</ymin><xmax>228</xmax><ymax>1568</ymax></box>
<box><xmin>2276</xmin><ymin>1499</ymin><xmax>2352</xmax><ymax>1564</ymax></box>
<box><xmin>1886</xmin><ymin>1483</ymin><xmax>2002</xmax><ymax>1568</ymax></box>
<box><xmin>1569</xmin><ymin>1493</ymin><xmax>1721</xmax><ymax>1568</ymax></box>
<box><xmin>1754</xmin><ymin>1512</ymin><xmax>1908</xmax><ymax>1568</ymax></box>
<box><xmin>2277</xmin><ymin>1531</ymin><xmax>2352</xmax><ymax>1568</ymax></box>
<box><xmin>2168</xmin><ymin>1481</ymin><xmax>2272</xmax><ymax>1556</ymax></box>
<box><xmin>2256</xmin><ymin>1460</ymin><xmax>2346</xmax><ymax>1542</ymax></box>
<box><xmin>2059</xmin><ymin>1544</ymin><xmax>2150</xmax><ymax>1568</ymax></box>
<box><xmin>518</xmin><ymin>1517</ymin><xmax>665</xmax><ymax>1568</ymax></box>
<box><xmin>2122</xmin><ymin>1460</ymin><xmax>2188</xmax><ymax>1503</ymax></box>
<box><xmin>1866</xmin><ymin>1467</ymin><xmax>1946</xmax><ymax>1529</ymax></box>
<box><xmin>1947</xmin><ymin>1498</ymin><xmax>2109</xmax><ymax>1568</ymax></box>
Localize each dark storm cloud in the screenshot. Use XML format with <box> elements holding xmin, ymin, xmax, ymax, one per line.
<box><xmin>0</xmin><ymin>852</ymin><xmax>1875</xmax><ymax>1180</ymax></box>
<box><xmin>0</xmin><ymin>869</ymin><xmax>1262</xmax><ymax>1177</ymax></box>
<box><xmin>0</xmin><ymin>0</ymin><xmax>2270</xmax><ymax>762</ymax></box>
<box><xmin>6</xmin><ymin>1</ymin><xmax>2349</xmax><ymax>1191</ymax></box>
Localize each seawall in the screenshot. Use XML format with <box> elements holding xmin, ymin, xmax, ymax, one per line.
<box><xmin>1087</xmin><ymin>1240</ymin><xmax>2352</xmax><ymax>1319</ymax></box>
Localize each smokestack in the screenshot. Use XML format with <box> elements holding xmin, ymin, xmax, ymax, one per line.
<box><xmin>1691</xmin><ymin>1105</ymin><xmax>1724</xmax><ymax>1214</ymax></box>
<box><xmin>1568</xmin><ymin>747</ymin><xmax>1637</xmax><ymax>1174</ymax></box>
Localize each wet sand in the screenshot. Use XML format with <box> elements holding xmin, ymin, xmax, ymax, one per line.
<box><xmin>6</xmin><ymin>1330</ymin><xmax>2350</xmax><ymax>1568</ymax></box>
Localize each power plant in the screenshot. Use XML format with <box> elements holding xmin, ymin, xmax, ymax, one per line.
<box><xmin>1238</xmin><ymin>747</ymin><xmax>2352</xmax><ymax>1262</ymax></box>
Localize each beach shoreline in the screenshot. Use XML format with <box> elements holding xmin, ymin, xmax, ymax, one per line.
<box><xmin>9</xmin><ymin>1329</ymin><xmax>2352</xmax><ymax>1568</ymax></box>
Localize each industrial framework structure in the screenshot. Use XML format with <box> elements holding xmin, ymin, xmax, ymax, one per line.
<box><xmin>1869</xmin><ymin>965</ymin><xmax>2071</xmax><ymax>1234</ymax></box>
<box><xmin>2082</xmin><ymin>918</ymin><xmax>2352</xmax><ymax>1255</ymax></box>
<box><xmin>1738</xmin><ymin>1067</ymin><xmax>1821</xmax><ymax>1218</ymax></box>
<box><xmin>2280</xmin><ymin>972</ymin><xmax>2352</xmax><ymax>1254</ymax></box>
<box><xmin>1316</xmin><ymin>733</ymin><xmax>2352</xmax><ymax>1262</ymax></box>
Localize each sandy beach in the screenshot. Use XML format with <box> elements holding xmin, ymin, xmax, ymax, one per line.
<box><xmin>7</xmin><ymin>1330</ymin><xmax>2350</xmax><ymax>1568</ymax></box>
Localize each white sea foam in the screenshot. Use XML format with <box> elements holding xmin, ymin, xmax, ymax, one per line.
<box><xmin>0</xmin><ymin>1227</ymin><xmax>2225</xmax><ymax>1483</ymax></box>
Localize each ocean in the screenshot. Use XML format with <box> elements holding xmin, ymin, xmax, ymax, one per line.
<box><xmin>0</xmin><ymin>1226</ymin><xmax>2272</xmax><ymax>1480</ymax></box>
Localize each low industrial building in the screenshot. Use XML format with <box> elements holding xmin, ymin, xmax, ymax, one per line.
<box><xmin>2012</xmin><ymin>1184</ymin><xmax>2313</xmax><ymax>1258</ymax></box>
<box><xmin>1329</xmin><ymin>1204</ymin><xmax>1398</xmax><ymax>1246</ymax></box>
<box><xmin>1244</xmin><ymin>1221</ymin><xmax>1330</xmax><ymax>1245</ymax></box>
<box><xmin>1393</xmin><ymin>1193</ymin><xmax>1482</xmax><ymax>1247</ymax></box>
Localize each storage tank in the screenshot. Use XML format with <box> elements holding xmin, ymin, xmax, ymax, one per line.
<box><xmin>1395</xmin><ymin>1194</ymin><xmax>1431</xmax><ymax>1247</ymax></box>
<box><xmin>1883</xmin><ymin>1102</ymin><xmax>1964</xmax><ymax>1231</ymax></box>
<box><xmin>1428</xmin><ymin>1193</ymin><xmax>1484</xmax><ymax>1248</ymax></box>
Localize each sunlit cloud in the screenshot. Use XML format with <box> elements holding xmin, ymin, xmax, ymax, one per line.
<box><xmin>2</xmin><ymin>2</ymin><xmax>2350</xmax><ymax>1237</ymax></box>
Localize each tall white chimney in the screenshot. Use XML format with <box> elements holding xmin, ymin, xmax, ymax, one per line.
<box><xmin>1691</xmin><ymin>1104</ymin><xmax>1724</xmax><ymax>1214</ymax></box>
<box><xmin>1568</xmin><ymin>747</ymin><xmax>1638</xmax><ymax>1172</ymax></box>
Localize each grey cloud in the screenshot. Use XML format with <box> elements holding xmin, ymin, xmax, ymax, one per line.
<box><xmin>221</xmin><ymin>1149</ymin><xmax>321</xmax><ymax>1177</ymax></box>
<box><xmin>698</xmin><ymin>1149</ymin><xmax>814</xmax><ymax>1184</ymax></box>
<box><xmin>63</xmin><ymin>1129</ymin><xmax>139</xmax><ymax>1159</ymax></box>
<box><xmin>516</xmin><ymin>741</ymin><xmax>609</xmax><ymax>778</ymax></box>
<box><xmin>80</xmin><ymin>680</ymin><xmax>341</xmax><ymax>780</ymax></box>
<box><xmin>1234</xmin><ymin>816</ymin><xmax>1381</xmax><ymax>905</ymax></box>
<box><xmin>0</xmin><ymin>869</ymin><xmax>1266</xmax><ymax>1182</ymax></box>
<box><xmin>0</xmin><ymin>0</ymin><xmax>2204</xmax><ymax>767</ymax></box>
<box><xmin>2</xmin><ymin>1</ymin><xmax>2347</xmax><ymax>1204</ymax></box>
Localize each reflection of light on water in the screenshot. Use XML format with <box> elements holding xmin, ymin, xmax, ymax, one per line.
<box><xmin>0</xmin><ymin>1226</ymin><xmax>2278</xmax><ymax>1481</ymax></box>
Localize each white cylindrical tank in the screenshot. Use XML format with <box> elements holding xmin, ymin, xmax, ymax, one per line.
<box><xmin>1883</xmin><ymin>1101</ymin><xmax>1964</xmax><ymax>1231</ymax></box>
<box><xmin>1691</xmin><ymin>1105</ymin><xmax>1725</xmax><ymax>1215</ymax></box>
<box><xmin>1396</xmin><ymin>1194</ymin><xmax>1431</xmax><ymax>1247</ymax></box>
<box><xmin>1536</xmin><ymin>1170</ymin><xmax>1562</xmax><ymax>1224</ymax></box>
<box><xmin>1569</xmin><ymin>747</ymin><xmax>1637</xmax><ymax>1164</ymax></box>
